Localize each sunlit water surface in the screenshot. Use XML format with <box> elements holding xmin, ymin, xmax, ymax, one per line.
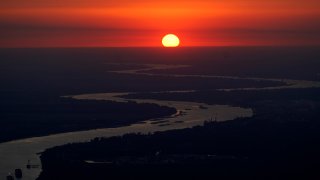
<box><xmin>1</xmin><ymin>63</ymin><xmax>320</xmax><ymax>179</ymax></box>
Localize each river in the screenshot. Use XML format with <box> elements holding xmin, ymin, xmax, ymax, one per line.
<box><xmin>1</xmin><ymin>63</ymin><xmax>320</xmax><ymax>180</ymax></box>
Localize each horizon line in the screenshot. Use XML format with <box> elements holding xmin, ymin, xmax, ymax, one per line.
<box><xmin>1</xmin><ymin>44</ymin><xmax>320</xmax><ymax>49</ymax></box>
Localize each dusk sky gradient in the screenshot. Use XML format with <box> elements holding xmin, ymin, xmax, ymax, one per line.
<box><xmin>1</xmin><ymin>0</ymin><xmax>320</xmax><ymax>47</ymax></box>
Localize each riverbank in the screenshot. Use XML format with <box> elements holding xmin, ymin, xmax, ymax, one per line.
<box><xmin>0</xmin><ymin>92</ymin><xmax>252</xmax><ymax>180</ymax></box>
<box><xmin>37</xmin><ymin>99</ymin><xmax>320</xmax><ymax>180</ymax></box>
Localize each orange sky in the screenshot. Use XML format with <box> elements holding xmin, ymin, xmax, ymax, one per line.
<box><xmin>1</xmin><ymin>0</ymin><xmax>320</xmax><ymax>47</ymax></box>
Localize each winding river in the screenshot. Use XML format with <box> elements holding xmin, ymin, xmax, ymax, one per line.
<box><xmin>1</xmin><ymin>63</ymin><xmax>320</xmax><ymax>180</ymax></box>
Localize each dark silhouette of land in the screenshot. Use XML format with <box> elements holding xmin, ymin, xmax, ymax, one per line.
<box><xmin>0</xmin><ymin>95</ymin><xmax>176</xmax><ymax>143</ymax></box>
<box><xmin>0</xmin><ymin>47</ymin><xmax>320</xmax><ymax>179</ymax></box>
<box><xmin>38</xmin><ymin>99</ymin><xmax>320</xmax><ymax>180</ymax></box>
<box><xmin>0</xmin><ymin>47</ymin><xmax>291</xmax><ymax>142</ymax></box>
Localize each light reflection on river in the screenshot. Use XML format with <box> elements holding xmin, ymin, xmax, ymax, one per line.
<box><xmin>0</xmin><ymin>92</ymin><xmax>252</xmax><ymax>180</ymax></box>
<box><xmin>1</xmin><ymin>63</ymin><xmax>320</xmax><ymax>180</ymax></box>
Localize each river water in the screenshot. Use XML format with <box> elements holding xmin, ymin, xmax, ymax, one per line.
<box><xmin>0</xmin><ymin>92</ymin><xmax>252</xmax><ymax>180</ymax></box>
<box><xmin>1</xmin><ymin>63</ymin><xmax>319</xmax><ymax>180</ymax></box>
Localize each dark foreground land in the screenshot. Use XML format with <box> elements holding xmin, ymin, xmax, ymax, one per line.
<box><xmin>38</xmin><ymin>95</ymin><xmax>320</xmax><ymax>180</ymax></box>
<box><xmin>1</xmin><ymin>47</ymin><xmax>320</xmax><ymax>179</ymax></box>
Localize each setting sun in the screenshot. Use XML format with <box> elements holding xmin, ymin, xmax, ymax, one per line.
<box><xmin>162</xmin><ymin>34</ymin><xmax>180</xmax><ymax>47</ymax></box>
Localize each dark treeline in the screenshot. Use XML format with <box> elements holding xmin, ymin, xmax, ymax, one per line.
<box><xmin>38</xmin><ymin>99</ymin><xmax>320</xmax><ymax>180</ymax></box>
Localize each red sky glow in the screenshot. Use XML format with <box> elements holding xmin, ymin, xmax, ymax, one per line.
<box><xmin>1</xmin><ymin>0</ymin><xmax>320</xmax><ymax>47</ymax></box>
